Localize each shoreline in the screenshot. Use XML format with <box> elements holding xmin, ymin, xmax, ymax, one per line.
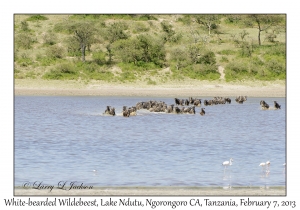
<box><xmin>14</xmin><ymin>186</ymin><xmax>286</xmax><ymax>196</ymax></box>
<box><xmin>14</xmin><ymin>79</ymin><xmax>286</xmax><ymax>97</ymax></box>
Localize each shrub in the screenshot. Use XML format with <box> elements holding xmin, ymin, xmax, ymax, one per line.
<box><xmin>226</xmin><ymin>60</ymin><xmax>248</xmax><ymax>74</ymax></box>
<box><xmin>43</xmin><ymin>63</ymin><xmax>78</xmax><ymax>80</ymax></box>
<box><xmin>263</xmin><ymin>44</ymin><xmax>286</xmax><ymax>57</ymax></box>
<box><xmin>137</xmin><ymin>15</ymin><xmax>157</xmax><ymax>21</ymax></box>
<box><xmin>224</xmin><ymin>15</ymin><xmax>242</xmax><ymax>24</ymax></box>
<box><xmin>177</xmin><ymin>15</ymin><xmax>192</xmax><ymax>25</ymax></box>
<box><xmin>46</xmin><ymin>45</ymin><xmax>65</xmax><ymax>59</ymax></box>
<box><xmin>265</xmin><ymin>33</ymin><xmax>277</xmax><ymax>42</ymax></box>
<box><xmin>239</xmin><ymin>41</ymin><xmax>254</xmax><ymax>57</ymax></box>
<box><xmin>78</xmin><ymin>62</ymin><xmax>99</xmax><ymax>73</ymax></box>
<box><xmin>251</xmin><ymin>56</ymin><xmax>264</xmax><ymax>66</ymax></box>
<box><xmin>65</xmin><ymin>37</ymin><xmax>81</xmax><ymax>57</ymax></box>
<box><xmin>112</xmin><ymin>35</ymin><xmax>166</xmax><ymax>67</ymax></box>
<box><xmin>36</xmin><ymin>53</ymin><xmax>57</xmax><ymax>66</ymax></box>
<box><xmin>220</xmin><ymin>56</ymin><xmax>229</xmax><ymax>62</ymax></box>
<box><xmin>20</xmin><ymin>21</ymin><xmax>29</xmax><ymax>31</ymax></box>
<box><xmin>16</xmin><ymin>53</ymin><xmax>33</xmax><ymax>67</ymax></box>
<box><xmin>42</xmin><ymin>32</ymin><xmax>57</xmax><ymax>45</ymax></box>
<box><xmin>170</xmin><ymin>47</ymin><xmax>189</xmax><ymax>70</ymax></box>
<box><xmin>161</xmin><ymin>21</ymin><xmax>176</xmax><ymax>42</ymax></box>
<box><xmin>133</xmin><ymin>22</ymin><xmax>149</xmax><ymax>33</ymax></box>
<box><xmin>104</xmin><ymin>22</ymin><xmax>129</xmax><ymax>43</ymax></box>
<box><xmin>266</xmin><ymin>59</ymin><xmax>285</xmax><ymax>75</ymax></box>
<box><xmin>168</xmin><ymin>33</ymin><xmax>183</xmax><ymax>43</ymax></box>
<box><xmin>92</xmin><ymin>51</ymin><xmax>106</xmax><ymax>65</ymax></box>
<box><xmin>199</xmin><ymin>51</ymin><xmax>216</xmax><ymax>65</ymax></box>
<box><xmin>26</xmin><ymin>15</ymin><xmax>48</xmax><ymax>21</ymax></box>
<box><xmin>57</xmin><ymin>63</ymin><xmax>76</xmax><ymax>74</ymax></box>
<box><xmin>15</xmin><ymin>33</ymin><xmax>35</xmax><ymax>49</ymax></box>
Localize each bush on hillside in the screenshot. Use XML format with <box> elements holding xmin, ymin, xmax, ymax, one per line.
<box><xmin>15</xmin><ymin>33</ymin><xmax>35</xmax><ymax>49</ymax></box>
<box><xmin>26</xmin><ymin>15</ymin><xmax>48</xmax><ymax>21</ymax></box>
<box><xmin>46</xmin><ymin>45</ymin><xmax>65</xmax><ymax>59</ymax></box>
<box><xmin>92</xmin><ymin>51</ymin><xmax>107</xmax><ymax>65</ymax></box>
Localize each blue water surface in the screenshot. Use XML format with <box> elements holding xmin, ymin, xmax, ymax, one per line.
<box><xmin>14</xmin><ymin>96</ymin><xmax>286</xmax><ymax>187</ymax></box>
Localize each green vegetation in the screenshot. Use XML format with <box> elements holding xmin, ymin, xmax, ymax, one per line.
<box><xmin>26</xmin><ymin>15</ymin><xmax>48</xmax><ymax>21</ymax></box>
<box><xmin>14</xmin><ymin>14</ymin><xmax>286</xmax><ymax>83</ymax></box>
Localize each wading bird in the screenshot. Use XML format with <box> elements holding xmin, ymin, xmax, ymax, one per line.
<box><xmin>222</xmin><ymin>158</ymin><xmax>233</xmax><ymax>173</ymax></box>
<box><xmin>259</xmin><ymin>161</ymin><xmax>270</xmax><ymax>175</ymax></box>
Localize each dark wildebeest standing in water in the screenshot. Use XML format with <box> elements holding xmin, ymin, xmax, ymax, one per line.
<box><xmin>175</xmin><ymin>98</ymin><xmax>184</xmax><ymax>106</ymax></box>
<box><xmin>260</xmin><ymin>100</ymin><xmax>269</xmax><ymax>109</ymax></box>
<box><xmin>185</xmin><ymin>99</ymin><xmax>190</xmax><ymax>106</ymax></box>
<box><xmin>274</xmin><ymin>101</ymin><xmax>281</xmax><ymax>109</ymax></box>
<box><xmin>235</xmin><ymin>96</ymin><xmax>247</xmax><ymax>104</ymax></box>
<box><xmin>104</xmin><ymin>106</ymin><xmax>116</xmax><ymax>116</ymax></box>
<box><xmin>122</xmin><ymin>106</ymin><xmax>130</xmax><ymax>117</ymax></box>
<box><xmin>225</xmin><ymin>97</ymin><xmax>231</xmax><ymax>104</ymax></box>
<box><xmin>204</xmin><ymin>99</ymin><xmax>213</xmax><ymax>106</ymax></box>
<box><xmin>200</xmin><ymin>108</ymin><xmax>205</xmax><ymax>116</ymax></box>
<box><xmin>128</xmin><ymin>106</ymin><xmax>137</xmax><ymax>116</ymax></box>
<box><xmin>183</xmin><ymin>106</ymin><xmax>196</xmax><ymax>114</ymax></box>
<box><xmin>193</xmin><ymin>99</ymin><xmax>201</xmax><ymax>106</ymax></box>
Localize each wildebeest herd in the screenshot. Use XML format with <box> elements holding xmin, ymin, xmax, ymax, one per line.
<box><xmin>260</xmin><ymin>100</ymin><xmax>281</xmax><ymax>110</ymax></box>
<box><xmin>103</xmin><ymin>96</ymin><xmax>281</xmax><ymax>117</ymax></box>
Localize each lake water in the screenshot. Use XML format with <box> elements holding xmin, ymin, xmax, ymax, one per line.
<box><xmin>14</xmin><ymin>96</ymin><xmax>286</xmax><ymax>187</ymax></box>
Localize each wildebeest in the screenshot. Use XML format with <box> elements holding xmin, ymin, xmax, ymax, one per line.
<box><xmin>225</xmin><ymin>97</ymin><xmax>231</xmax><ymax>104</ymax></box>
<box><xmin>235</xmin><ymin>96</ymin><xmax>247</xmax><ymax>104</ymax></box>
<box><xmin>189</xmin><ymin>106</ymin><xmax>196</xmax><ymax>114</ymax></box>
<box><xmin>128</xmin><ymin>106</ymin><xmax>137</xmax><ymax>116</ymax></box>
<box><xmin>136</xmin><ymin>100</ymin><xmax>167</xmax><ymax>111</ymax></box>
<box><xmin>274</xmin><ymin>101</ymin><xmax>281</xmax><ymax>109</ymax></box>
<box><xmin>165</xmin><ymin>104</ymin><xmax>174</xmax><ymax>113</ymax></box>
<box><xmin>260</xmin><ymin>100</ymin><xmax>269</xmax><ymax>109</ymax></box>
<box><xmin>173</xmin><ymin>106</ymin><xmax>181</xmax><ymax>114</ymax></box>
<box><xmin>204</xmin><ymin>99</ymin><xmax>213</xmax><ymax>106</ymax></box>
<box><xmin>122</xmin><ymin>106</ymin><xmax>130</xmax><ymax>117</ymax></box>
<box><xmin>185</xmin><ymin>99</ymin><xmax>190</xmax><ymax>106</ymax></box>
<box><xmin>135</xmin><ymin>102</ymin><xmax>144</xmax><ymax>110</ymax></box>
<box><xmin>104</xmin><ymin>106</ymin><xmax>116</xmax><ymax>116</ymax></box>
<box><xmin>193</xmin><ymin>99</ymin><xmax>201</xmax><ymax>106</ymax></box>
<box><xmin>189</xmin><ymin>97</ymin><xmax>195</xmax><ymax>104</ymax></box>
<box><xmin>175</xmin><ymin>98</ymin><xmax>184</xmax><ymax>106</ymax></box>
<box><xmin>200</xmin><ymin>108</ymin><xmax>205</xmax><ymax>116</ymax></box>
<box><xmin>182</xmin><ymin>106</ymin><xmax>196</xmax><ymax>114</ymax></box>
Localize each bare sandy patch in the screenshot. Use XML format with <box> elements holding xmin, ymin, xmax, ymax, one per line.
<box><xmin>14</xmin><ymin>79</ymin><xmax>286</xmax><ymax>97</ymax></box>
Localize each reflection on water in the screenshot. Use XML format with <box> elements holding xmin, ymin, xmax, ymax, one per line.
<box><xmin>15</xmin><ymin>96</ymin><xmax>286</xmax><ymax>187</ymax></box>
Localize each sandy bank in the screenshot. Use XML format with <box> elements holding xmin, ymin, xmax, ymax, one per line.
<box><xmin>14</xmin><ymin>186</ymin><xmax>285</xmax><ymax>196</ymax></box>
<box><xmin>14</xmin><ymin>79</ymin><xmax>286</xmax><ymax>97</ymax></box>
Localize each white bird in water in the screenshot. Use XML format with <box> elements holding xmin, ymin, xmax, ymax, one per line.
<box><xmin>259</xmin><ymin>161</ymin><xmax>270</xmax><ymax>175</ymax></box>
<box><xmin>223</xmin><ymin>158</ymin><xmax>233</xmax><ymax>173</ymax></box>
<box><xmin>283</xmin><ymin>163</ymin><xmax>286</xmax><ymax>173</ymax></box>
<box><xmin>259</xmin><ymin>162</ymin><xmax>266</xmax><ymax>173</ymax></box>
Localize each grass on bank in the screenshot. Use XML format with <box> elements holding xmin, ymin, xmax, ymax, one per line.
<box><xmin>14</xmin><ymin>14</ymin><xmax>286</xmax><ymax>84</ymax></box>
